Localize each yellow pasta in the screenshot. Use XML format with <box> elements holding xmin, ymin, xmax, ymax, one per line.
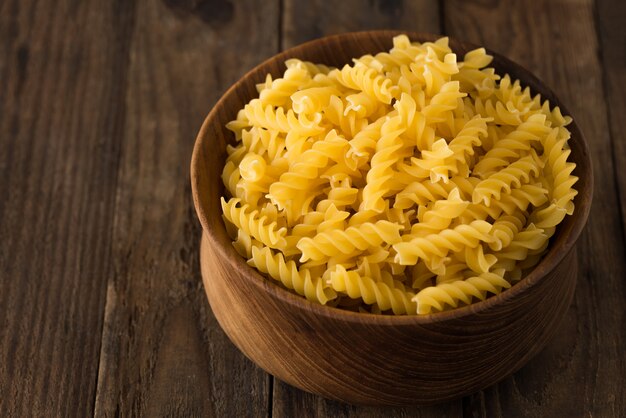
<box><xmin>220</xmin><ymin>35</ymin><xmax>578</xmax><ymax>314</ymax></box>
<box><xmin>248</xmin><ymin>246</ymin><xmax>337</xmax><ymax>305</ymax></box>
<box><xmin>329</xmin><ymin>265</ymin><xmax>417</xmax><ymax>315</ymax></box>
<box><xmin>414</xmin><ymin>270</ymin><xmax>510</xmax><ymax>314</ymax></box>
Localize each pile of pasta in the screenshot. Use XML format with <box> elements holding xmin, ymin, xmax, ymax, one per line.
<box><xmin>220</xmin><ymin>35</ymin><xmax>578</xmax><ymax>315</ymax></box>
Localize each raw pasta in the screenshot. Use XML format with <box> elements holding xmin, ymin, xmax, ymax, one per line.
<box><xmin>220</xmin><ymin>35</ymin><xmax>578</xmax><ymax>315</ymax></box>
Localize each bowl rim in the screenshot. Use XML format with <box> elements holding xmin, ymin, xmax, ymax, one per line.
<box><xmin>191</xmin><ymin>30</ymin><xmax>593</xmax><ymax>325</ymax></box>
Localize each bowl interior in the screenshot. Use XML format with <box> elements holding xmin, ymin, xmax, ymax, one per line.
<box><xmin>191</xmin><ymin>31</ymin><xmax>593</xmax><ymax>324</ymax></box>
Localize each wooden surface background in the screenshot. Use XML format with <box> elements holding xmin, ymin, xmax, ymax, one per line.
<box><xmin>0</xmin><ymin>0</ymin><xmax>624</xmax><ymax>417</ymax></box>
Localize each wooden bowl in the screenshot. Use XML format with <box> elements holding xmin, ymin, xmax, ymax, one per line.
<box><xmin>191</xmin><ymin>31</ymin><xmax>593</xmax><ymax>406</ymax></box>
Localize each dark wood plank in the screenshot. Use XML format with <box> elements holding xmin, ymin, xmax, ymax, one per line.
<box><xmin>597</xmin><ymin>0</ymin><xmax>626</xmax><ymax>240</ymax></box>
<box><xmin>444</xmin><ymin>1</ymin><xmax>626</xmax><ymax>416</ymax></box>
<box><xmin>0</xmin><ymin>1</ymin><xmax>135</xmax><ymax>416</ymax></box>
<box><xmin>273</xmin><ymin>386</ymin><xmax>463</xmax><ymax>418</ymax></box>
<box><xmin>93</xmin><ymin>0</ymin><xmax>279</xmax><ymax>416</ymax></box>
<box><xmin>273</xmin><ymin>2</ymin><xmax>462</xmax><ymax>416</ymax></box>
<box><xmin>282</xmin><ymin>0</ymin><xmax>441</xmax><ymax>47</ymax></box>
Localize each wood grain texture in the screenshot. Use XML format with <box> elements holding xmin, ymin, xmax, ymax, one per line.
<box><xmin>282</xmin><ymin>0</ymin><xmax>441</xmax><ymax>48</ymax></box>
<box><xmin>271</xmin><ymin>384</ymin><xmax>462</xmax><ymax>418</ymax></box>
<box><xmin>597</xmin><ymin>0</ymin><xmax>626</xmax><ymax>239</ymax></box>
<box><xmin>277</xmin><ymin>3</ymin><xmax>454</xmax><ymax>415</ymax></box>
<box><xmin>0</xmin><ymin>1</ymin><xmax>134</xmax><ymax>416</ymax></box>
<box><xmin>192</xmin><ymin>31</ymin><xmax>592</xmax><ymax>407</ymax></box>
<box><xmin>93</xmin><ymin>0</ymin><xmax>279</xmax><ymax>416</ymax></box>
<box><xmin>0</xmin><ymin>1</ymin><xmax>623</xmax><ymax>416</ymax></box>
<box><xmin>444</xmin><ymin>0</ymin><xmax>626</xmax><ymax>416</ymax></box>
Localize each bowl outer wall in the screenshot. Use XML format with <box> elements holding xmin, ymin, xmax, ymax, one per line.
<box><xmin>191</xmin><ymin>31</ymin><xmax>593</xmax><ymax>405</ymax></box>
<box><xmin>201</xmin><ymin>232</ymin><xmax>577</xmax><ymax>405</ymax></box>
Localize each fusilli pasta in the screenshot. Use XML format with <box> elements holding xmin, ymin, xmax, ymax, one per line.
<box><xmin>219</xmin><ymin>35</ymin><xmax>578</xmax><ymax>315</ymax></box>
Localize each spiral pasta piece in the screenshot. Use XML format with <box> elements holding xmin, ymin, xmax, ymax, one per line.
<box><xmin>409</xmin><ymin>188</ymin><xmax>469</xmax><ymax>236</ymax></box>
<box><xmin>297</xmin><ymin>220</ymin><xmax>403</xmax><ymax>262</ymax></box>
<box><xmin>529</xmin><ymin>203</ymin><xmax>568</xmax><ymax>230</ymax></box>
<box><xmin>394</xmin><ymin>176</ymin><xmax>478</xmax><ymax>209</ymax></box>
<box><xmin>400</xmin><ymin>138</ymin><xmax>456</xmax><ymax>183</ymax></box>
<box><xmin>285</xmin><ymin>58</ymin><xmax>333</xmax><ymax>76</ymax></box>
<box><xmin>249</xmin><ymin>246</ymin><xmax>337</xmax><ymax>305</ymax></box>
<box><xmin>329</xmin><ymin>266</ymin><xmax>417</xmax><ymax>315</ymax></box>
<box><xmin>221</xmin><ymin>197</ymin><xmax>287</xmax><ymax>249</ymax></box>
<box><xmin>473</xmin><ymin>150</ymin><xmax>544</xmax><ymax>205</ymax></box>
<box><xmin>413</xmin><ymin>269</ymin><xmax>509</xmax><ymax>314</ymax></box>
<box><xmin>493</xmin><ymin>183</ymin><xmax>549</xmax><ymax>214</ymax></box>
<box><xmin>541</xmin><ymin>127</ymin><xmax>579</xmax><ymax>213</ymax></box>
<box><xmin>422</xmin><ymin>48</ymin><xmax>459</xmax><ymax>97</ymax></box>
<box><xmin>268</xmin><ymin>130</ymin><xmax>349</xmax><ymax>221</ymax></box>
<box><xmin>435</xmin><ymin>261</ymin><xmax>468</xmax><ymax>284</ymax></box>
<box><xmin>487</xmin><ymin>213</ymin><xmax>526</xmax><ymax>251</ymax></box>
<box><xmin>394</xmin><ymin>220</ymin><xmax>494</xmax><ymax>266</ymax></box>
<box><xmin>232</xmin><ymin>229</ymin><xmax>261</xmax><ymax>259</ymax></box>
<box><xmin>460</xmin><ymin>245</ymin><xmax>498</xmax><ymax>274</ymax></box>
<box><xmin>446</xmin><ymin>116</ymin><xmax>489</xmax><ymax>175</ymax></box>
<box><xmin>291</xmin><ymin>86</ymin><xmax>342</xmax><ymax>115</ymax></box>
<box><xmin>357</xmin><ymin>34</ymin><xmax>426</xmax><ymax>73</ymax></box>
<box><xmin>473</xmin><ymin>114</ymin><xmax>551</xmax><ymax>177</ymax></box>
<box><xmin>332</xmin><ymin>64</ymin><xmax>397</xmax><ymax>104</ymax></box>
<box><xmin>317</xmin><ymin>184</ymin><xmax>359</xmax><ymax>212</ymax></box>
<box><xmin>361</xmin><ymin>116</ymin><xmax>405</xmax><ymax>212</ymax></box>
<box><xmin>258</xmin><ymin>66</ymin><xmax>311</xmax><ymax>107</ymax></box>
<box><xmin>221</xmin><ymin>161</ymin><xmax>241</xmax><ymax>198</ymax></box>
<box><xmin>356</xmin><ymin>249</ymin><xmax>391</xmax><ymax>281</ymax></box>
<box><xmin>422</xmin><ymin>81</ymin><xmax>466</xmax><ymax>123</ymax></box>
<box><xmin>494</xmin><ymin>224</ymin><xmax>549</xmax><ymax>261</ymax></box>
<box><xmin>241</xmin><ymin>127</ymin><xmax>287</xmax><ymax>162</ymax></box>
<box><xmin>245</xmin><ymin>99</ymin><xmax>324</xmax><ymax>136</ymax></box>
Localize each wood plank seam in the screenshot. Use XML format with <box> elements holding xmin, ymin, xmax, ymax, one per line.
<box><xmin>593</xmin><ymin>0</ymin><xmax>626</xmax><ymax>243</ymax></box>
<box><xmin>90</xmin><ymin>2</ymin><xmax>140</xmax><ymax>413</ymax></box>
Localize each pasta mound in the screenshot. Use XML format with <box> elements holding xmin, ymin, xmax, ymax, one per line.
<box><xmin>220</xmin><ymin>35</ymin><xmax>578</xmax><ymax>315</ymax></box>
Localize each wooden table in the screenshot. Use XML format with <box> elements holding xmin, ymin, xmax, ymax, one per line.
<box><xmin>1</xmin><ymin>0</ymin><xmax>625</xmax><ymax>416</ymax></box>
